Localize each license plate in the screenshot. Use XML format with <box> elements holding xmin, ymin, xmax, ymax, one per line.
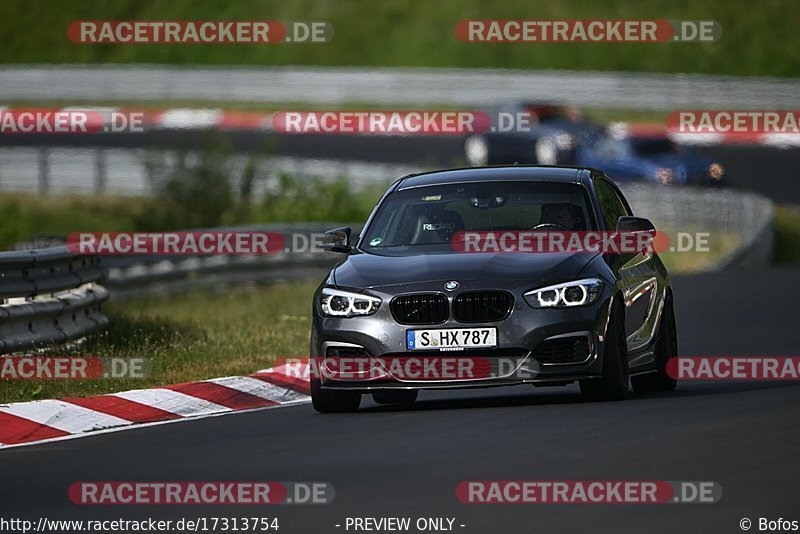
<box><xmin>406</xmin><ymin>328</ymin><xmax>497</xmax><ymax>350</ymax></box>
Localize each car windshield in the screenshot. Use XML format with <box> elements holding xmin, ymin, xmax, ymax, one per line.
<box><xmin>631</xmin><ymin>138</ymin><xmax>679</xmax><ymax>156</ymax></box>
<box><xmin>362</xmin><ymin>180</ymin><xmax>595</xmax><ymax>254</ymax></box>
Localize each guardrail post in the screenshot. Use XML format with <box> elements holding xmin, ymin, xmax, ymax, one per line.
<box><xmin>38</xmin><ymin>147</ymin><xmax>50</xmax><ymax>195</ymax></box>
<box><xmin>94</xmin><ymin>147</ymin><xmax>107</xmax><ymax>194</ymax></box>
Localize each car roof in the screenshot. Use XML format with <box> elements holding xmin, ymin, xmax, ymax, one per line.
<box><xmin>396</xmin><ymin>165</ymin><xmax>588</xmax><ymax>190</ymax></box>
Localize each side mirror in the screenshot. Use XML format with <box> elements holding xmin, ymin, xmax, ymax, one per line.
<box><xmin>319</xmin><ymin>227</ymin><xmax>352</xmax><ymax>253</ymax></box>
<box><xmin>616</xmin><ymin>216</ymin><xmax>655</xmax><ymax>233</ymax></box>
<box><xmin>612</xmin><ymin>216</ymin><xmax>657</xmax><ymax>259</ymax></box>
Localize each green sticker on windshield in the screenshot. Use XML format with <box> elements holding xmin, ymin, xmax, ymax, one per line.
<box><xmin>369</xmin><ymin>237</ymin><xmax>383</xmax><ymax>246</ymax></box>
<box><xmin>422</xmin><ymin>195</ymin><xmax>442</xmax><ymax>201</ymax></box>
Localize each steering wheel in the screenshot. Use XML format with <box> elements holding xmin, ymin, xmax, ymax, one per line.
<box><xmin>531</xmin><ymin>223</ymin><xmax>568</xmax><ymax>231</ymax></box>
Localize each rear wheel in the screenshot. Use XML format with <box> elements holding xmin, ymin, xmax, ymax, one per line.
<box><xmin>580</xmin><ymin>301</ymin><xmax>629</xmax><ymax>401</ymax></box>
<box><xmin>631</xmin><ymin>292</ymin><xmax>678</xmax><ymax>394</ymax></box>
<box><xmin>311</xmin><ymin>378</ymin><xmax>361</xmax><ymax>413</ymax></box>
<box><xmin>372</xmin><ymin>390</ymin><xmax>418</xmax><ymax>405</ymax></box>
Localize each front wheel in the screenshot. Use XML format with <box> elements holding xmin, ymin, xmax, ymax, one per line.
<box><xmin>580</xmin><ymin>301</ymin><xmax>629</xmax><ymax>401</ymax></box>
<box><xmin>311</xmin><ymin>378</ymin><xmax>361</xmax><ymax>413</ymax></box>
<box><xmin>631</xmin><ymin>291</ymin><xmax>678</xmax><ymax>394</ymax></box>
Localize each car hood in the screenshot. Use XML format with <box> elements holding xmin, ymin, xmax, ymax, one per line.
<box><xmin>333</xmin><ymin>251</ymin><xmax>598</xmax><ymax>289</ymax></box>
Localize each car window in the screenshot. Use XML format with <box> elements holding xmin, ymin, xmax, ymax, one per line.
<box><xmin>594</xmin><ymin>178</ymin><xmax>629</xmax><ymax>229</ymax></box>
<box><xmin>362</xmin><ymin>180</ymin><xmax>596</xmax><ymax>255</ymax></box>
<box><xmin>632</xmin><ymin>138</ymin><xmax>678</xmax><ymax>156</ymax></box>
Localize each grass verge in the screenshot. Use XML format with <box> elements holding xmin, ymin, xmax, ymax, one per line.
<box><xmin>0</xmin><ymin>281</ymin><xmax>318</xmax><ymax>403</ymax></box>
<box><xmin>0</xmin><ymin>0</ymin><xmax>798</xmax><ymax>77</ymax></box>
<box><xmin>658</xmin><ymin>230</ymin><xmax>741</xmax><ymax>273</ymax></box>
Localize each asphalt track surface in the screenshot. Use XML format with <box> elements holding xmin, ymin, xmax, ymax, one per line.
<box><xmin>3</xmin><ymin>132</ymin><xmax>799</xmax><ymax>203</ymax></box>
<box><xmin>1</xmin><ymin>267</ymin><xmax>798</xmax><ymax>533</ymax></box>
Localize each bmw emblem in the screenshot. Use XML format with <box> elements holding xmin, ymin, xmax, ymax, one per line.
<box><xmin>444</xmin><ymin>280</ymin><xmax>460</xmax><ymax>291</ymax></box>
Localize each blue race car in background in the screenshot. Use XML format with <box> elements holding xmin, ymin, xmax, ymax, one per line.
<box><xmin>575</xmin><ymin>124</ymin><xmax>725</xmax><ymax>186</ymax></box>
<box><xmin>464</xmin><ymin>104</ymin><xmax>725</xmax><ymax>186</ymax></box>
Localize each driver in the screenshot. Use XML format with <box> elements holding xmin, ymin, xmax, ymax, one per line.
<box><xmin>539</xmin><ymin>203</ymin><xmax>583</xmax><ymax>230</ymax></box>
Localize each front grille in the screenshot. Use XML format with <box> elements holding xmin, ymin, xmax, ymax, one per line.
<box><xmin>453</xmin><ymin>291</ymin><xmax>514</xmax><ymax>323</ymax></box>
<box><xmin>532</xmin><ymin>336</ymin><xmax>591</xmax><ymax>364</ymax></box>
<box><xmin>391</xmin><ymin>293</ymin><xmax>449</xmax><ymax>325</ymax></box>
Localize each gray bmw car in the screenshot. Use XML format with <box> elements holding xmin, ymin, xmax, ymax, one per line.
<box><xmin>310</xmin><ymin>166</ymin><xmax>677</xmax><ymax>412</ymax></box>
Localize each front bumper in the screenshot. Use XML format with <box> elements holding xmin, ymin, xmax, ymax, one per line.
<box><xmin>311</xmin><ymin>280</ymin><xmax>613</xmax><ymax>392</ymax></box>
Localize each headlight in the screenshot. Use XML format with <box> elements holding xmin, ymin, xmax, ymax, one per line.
<box><xmin>655</xmin><ymin>167</ymin><xmax>674</xmax><ymax>185</ymax></box>
<box><xmin>319</xmin><ymin>288</ymin><xmax>381</xmax><ymax>317</ymax></box>
<box><xmin>524</xmin><ymin>279</ymin><xmax>603</xmax><ymax>308</ymax></box>
<box><xmin>708</xmin><ymin>162</ymin><xmax>724</xmax><ymax>180</ymax></box>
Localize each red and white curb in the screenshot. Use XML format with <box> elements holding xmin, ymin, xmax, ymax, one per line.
<box><xmin>0</xmin><ymin>361</ymin><xmax>310</xmax><ymax>449</ymax></box>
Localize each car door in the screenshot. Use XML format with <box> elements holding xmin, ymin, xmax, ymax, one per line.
<box><xmin>593</xmin><ymin>176</ymin><xmax>661</xmax><ymax>367</ymax></box>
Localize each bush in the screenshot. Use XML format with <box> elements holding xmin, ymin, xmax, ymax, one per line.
<box><xmin>140</xmin><ymin>137</ymin><xmax>236</xmax><ymax>230</ymax></box>
<box><xmin>255</xmin><ymin>173</ymin><xmax>381</xmax><ymax>223</ymax></box>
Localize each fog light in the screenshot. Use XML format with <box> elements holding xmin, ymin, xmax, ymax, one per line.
<box><xmin>656</xmin><ymin>167</ymin><xmax>674</xmax><ymax>185</ymax></box>
<box><xmin>708</xmin><ymin>162</ymin><xmax>724</xmax><ymax>180</ymax></box>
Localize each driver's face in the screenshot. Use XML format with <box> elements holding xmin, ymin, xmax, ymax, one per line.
<box><xmin>553</xmin><ymin>207</ymin><xmax>580</xmax><ymax>229</ymax></box>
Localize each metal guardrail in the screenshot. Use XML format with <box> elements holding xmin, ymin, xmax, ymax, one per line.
<box><xmin>0</xmin><ymin>147</ymin><xmax>413</xmax><ymax>196</ymax></box>
<box><xmin>101</xmin><ymin>224</ymin><xmax>347</xmax><ymax>299</ymax></box>
<box><xmin>0</xmin><ymin>247</ymin><xmax>107</xmax><ymax>352</ymax></box>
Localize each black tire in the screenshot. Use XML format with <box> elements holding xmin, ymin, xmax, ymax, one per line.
<box><xmin>372</xmin><ymin>390</ymin><xmax>418</xmax><ymax>405</ymax></box>
<box><xmin>580</xmin><ymin>300</ymin><xmax>629</xmax><ymax>401</ymax></box>
<box><xmin>311</xmin><ymin>378</ymin><xmax>361</xmax><ymax>413</ymax></box>
<box><xmin>631</xmin><ymin>291</ymin><xmax>678</xmax><ymax>394</ymax></box>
